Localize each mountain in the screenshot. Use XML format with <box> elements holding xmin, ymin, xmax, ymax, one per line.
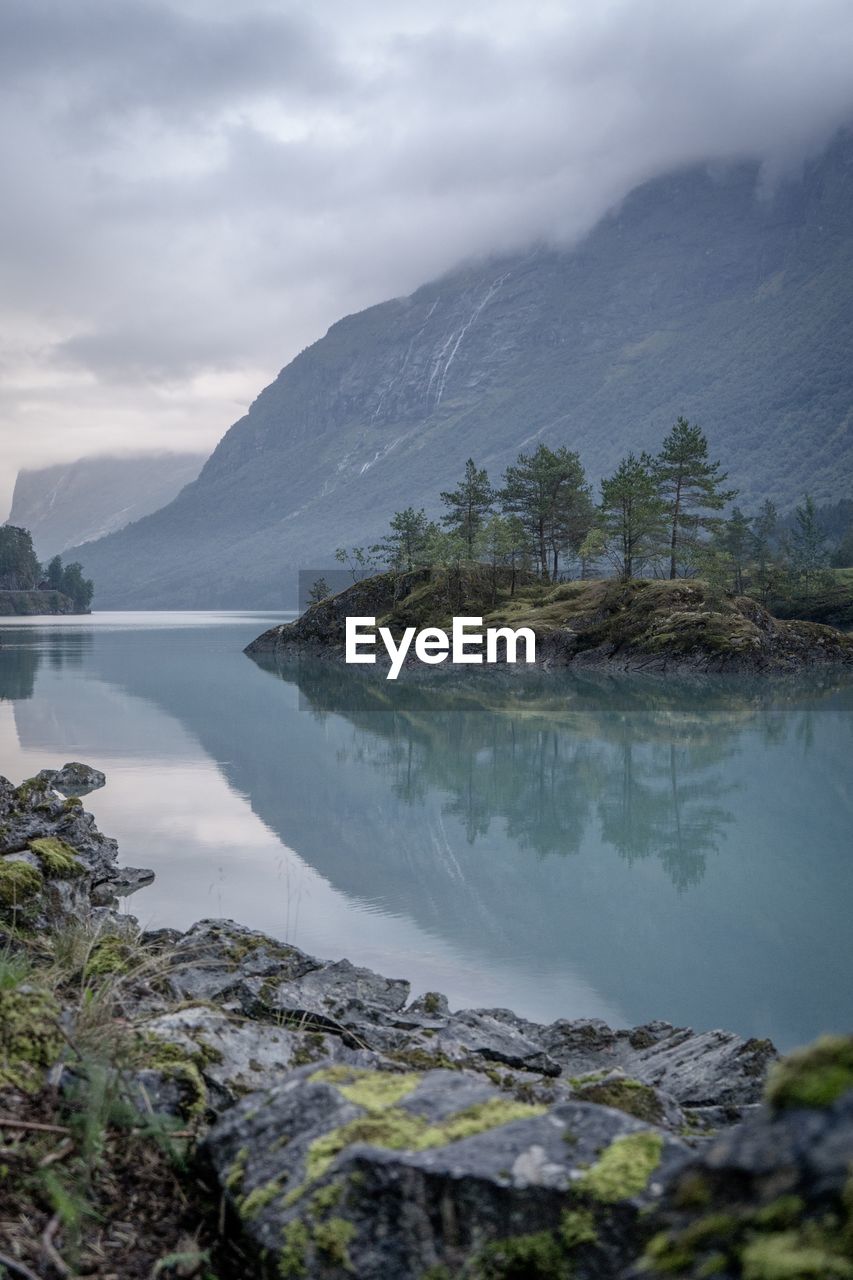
<box><xmin>7</xmin><ymin>453</ymin><xmax>205</xmax><ymax>560</ymax></box>
<box><xmin>74</xmin><ymin>131</ymin><xmax>853</xmax><ymax>608</ymax></box>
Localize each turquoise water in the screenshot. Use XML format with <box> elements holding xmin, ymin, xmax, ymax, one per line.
<box><xmin>1</xmin><ymin>611</ymin><xmax>851</xmax><ymax>1050</ymax></box>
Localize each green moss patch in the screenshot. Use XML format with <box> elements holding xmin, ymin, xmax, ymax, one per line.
<box><xmin>240</xmin><ymin>1177</ymin><xmax>287</xmax><ymax>1220</ymax></box>
<box><xmin>0</xmin><ymin>984</ymin><xmax>63</xmax><ymax>1091</ymax></box>
<box><xmin>573</xmin><ymin>1077</ymin><xmax>664</xmax><ymax>1125</ymax></box>
<box><xmin>740</xmin><ymin>1231</ymin><xmax>853</xmax><ymax>1279</ymax></box>
<box><xmin>304</xmin><ymin>1094</ymin><xmax>545</xmax><ymax>1186</ymax></box>
<box><xmin>28</xmin><ymin>836</ymin><xmax>84</xmax><ymax>877</ymax></box>
<box><xmin>279</xmin><ymin>1218</ymin><xmax>309</xmax><ymax>1277</ymax></box>
<box><xmin>85</xmin><ymin>934</ymin><xmax>134</xmax><ymax>977</ymax></box>
<box><xmin>765</xmin><ymin>1035</ymin><xmax>853</xmax><ymax>1111</ymax></box>
<box><xmin>578</xmin><ymin>1130</ymin><xmax>663</xmax><ymax>1202</ymax></box>
<box><xmin>313</xmin><ymin>1216</ymin><xmax>356</xmax><ymax>1268</ymax></box>
<box><xmin>291</xmin><ymin>1070</ymin><xmax>546</xmax><ymax>1198</ymax></box>
<box><xmin>310</xmin><ymin>1064</ymin><xmax>422</xmax><ymax>1111</ymax></box>
<box><xmin>471</xmin><ymin>1230</ymin><xmax>572</xmax><ymax>1279</ymax></box>
<box><xmin>0</xmin><ymin>858</ymin><xmax>44</xmax><ymax>910</ymax></box>
<box><xmin>643</xmin><ymin>1193</ymin><xmax>853</xmax><ymax>1279</ymax></box>
<box><xmin>141</xmin><ymin>1036</ymin><xmax>208</xmax><ymax>1118</ymax></box>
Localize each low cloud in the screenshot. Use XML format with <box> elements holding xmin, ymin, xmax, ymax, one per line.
<box><xmin>1</xmin><ymin>0</ymin><xmax>853</xmax><ymax>511</ymax></box>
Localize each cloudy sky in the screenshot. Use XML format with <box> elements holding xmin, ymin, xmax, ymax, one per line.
<box><xmin>2</xmin><ymin>0</ymin><xmax>853</xmax><ymax>512</ymax></box>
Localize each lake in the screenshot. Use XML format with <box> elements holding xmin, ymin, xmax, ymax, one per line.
<box><xmin>1</xmin><ymin>610</ymin><xmax>851</xmax><ymax>1051</ymax></box>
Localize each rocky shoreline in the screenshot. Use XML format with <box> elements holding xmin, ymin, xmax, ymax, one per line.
<box><xmin>2</xmin><ymin>766</ymin><xmax>852</xmax><ymax>1278</ymax></box>
<box><xmin>0</xmin><ymin>589</ymin><xmax>85</xmax><ymax>617</ymax></box>
<box><xmin>246</xmin><ymin>571</ymin><xmax>853</xmax><ymax>675</ymax></box>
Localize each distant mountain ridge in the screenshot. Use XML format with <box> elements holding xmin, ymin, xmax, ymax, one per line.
<box><xmin>74</xmin><ymin>130</ymin><xmax>853</xmax><ymax>608</ymax></box>
<box><xmin>7</xmin><ymin>453</ymin><xmax>205</xmax><ymax>560</ymax></box>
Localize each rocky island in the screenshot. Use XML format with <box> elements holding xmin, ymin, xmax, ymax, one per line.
<box><xmin>246</xmin><ymin>569</ymin><xmax>853</xmax><ymax>675</ymax></box>
<box><xmin>1</xmin><ymin>765</ymin><xmax>852</xmax><ymax>1278</ymax></box>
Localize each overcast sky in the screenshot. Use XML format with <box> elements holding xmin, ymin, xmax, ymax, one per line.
<box><xmin>2</xmin><ymin>0</ymin><xmax>853</xmax><ymax>513</ymax></box>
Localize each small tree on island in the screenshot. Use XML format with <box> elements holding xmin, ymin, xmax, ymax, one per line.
<box><xmin>334</xmin><ymin>545</ymin><xmax>382</xmax><ymax>582</ymax></box>
<box><xmin>307</xmin><ymin>577</ymin><xmax>330</xmax><ymax>605</ymax></box>
<box><xmin>380</xmin><ymin>508</ymin><xmax>437</xmax><ymax>572</ymax></box>
<box><xmin>501</xmin><ymin>444</ymin><xmax>589</xmax><ymax>580</ymax></box>
<box><xmin>715</xmin><ymin>505</ymin><xmax>753</xmax><ymax>595</ymax></box>
<box><xmin>598</xmin><ymin>452</ymin><xmax>665</xmax><ymax>581</ymax></box>
<box><xmin>750</xmin><ymin>499</ymin><xmax>780</xmax><ymax>604</ymax></box>
<box><xmin>478</xmin><ymin>514</ymin><xmax>529</xmax><ymax>601</ymax></box>
<box><xmin>655</xmin><ymin>418</ymin><xmax>736</xmax><ymax>579</ymax></box>
<box><xmin>787</xmin><ymin>494</ymin><xmax>831</xmax><ymax>599</ymax></box>
<box><xmin>440</xmin><ymin>459</ymin><xmax>495</xmax><ymax>558</ymax></box>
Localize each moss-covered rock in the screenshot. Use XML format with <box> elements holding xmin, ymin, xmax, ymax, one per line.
<box><xmin>641</xmin><ymin>1049</ymin><xmax>853</xmax><ymax>1279</ymax></box>
<box><xmin>578</xmin><ymin>1130</ymin><xmax>664</xmax><ymax>1202</ymax></box>
<box><xmin>572</xmin><ymin>1076</ymin><xmax>665</xmax><ymax>1125</ymax></box>
<box><xmin>764</xmin><ymin>1035</ymin><xmax>853</xmax><ymax>1111</ymax></box>
<box><xmin>206</xmin><ymin>1066</ymin><xmax>688</xmax><ymax>1280</ymax></box>
<box><xmin>0</xmin><ymin>856</ymin><xmax>44</xmax><ymax>913</ymax></box>
<box><xmin>28</xmin><ymin>835</ymin><xmax>84</xmax><ymax>878</ymax></box>
<box><xmin>300</xmin><ymin>1067</ymin><xmax>546</xmax><ymax>1187</ymax></box>
<box><xmin>0</xmin><ymin>983</ymin><xmax>63</xmax><ymax>1091</ymax></box>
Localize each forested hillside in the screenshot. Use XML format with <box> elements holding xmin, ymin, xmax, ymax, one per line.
<box><xmin>74</xmin><ymin>130</ymin><xmax>853</xmax><ymax>608</ymax></box>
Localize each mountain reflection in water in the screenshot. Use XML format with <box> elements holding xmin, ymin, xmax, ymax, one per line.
<box><xmin>1</xmin><ymin>613</ymin><xmax>851</xmax><ymax>1049</ymax></box>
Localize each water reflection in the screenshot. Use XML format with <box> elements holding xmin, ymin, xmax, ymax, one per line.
<box><xmin>0</xmin><ymin>629</ymin><xmax>91</xmax><ymax>700</ymax></box>
<box><xmin>1</xmin><ymin>617</ymin><xmax>851</xmax><ymax>1047</ymax></box>
<box><xmin>0</xmin><ymin>645</ymin><xmax>41</xmax><ymax>700</ymax></box>
<box><xmin>252</xmin><ymin>658</ymin><xmax>850</xmax><ymax>893</ymax></box>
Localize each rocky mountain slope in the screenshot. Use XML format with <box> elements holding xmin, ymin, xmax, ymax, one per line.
<box><xmin>74</xmin><ymin>130</ymin><xmax>853</xmax><ymax>608</ymax></box>
<box><xmin>7</xmin><ymin>452</ymin><xmax>204</xmax><ymax>560</ymax></box>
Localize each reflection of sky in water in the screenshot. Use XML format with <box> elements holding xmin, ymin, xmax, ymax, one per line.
<box><xmin>1</xmin><ymin>612</ymin><xmax>851</xmax><ymax>1049</ymax></box>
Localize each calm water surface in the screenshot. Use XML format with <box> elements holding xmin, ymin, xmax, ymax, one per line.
<box><xmin>1</xmin><ymin>610</ymin><xmax>851</xmax><ymax>1051</ymax></box>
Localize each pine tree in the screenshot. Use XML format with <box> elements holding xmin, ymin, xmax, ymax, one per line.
<box><xmin>718</xmin><ymin>506</ymin><xmax>752</xmax><ymax>594</ymax></box>
<box><xmin>46</xmin><ymin>554</ymin><xmax>64</xmax><ymax>591</ymax></box>
<box><xmin>335</xmin><ymin>545</ymin><xmax>382</xmax><ymax>582</ymax></box>
<box><xmin>478</xmin><ymin>514</ymin><xmax>529</xmax><ymax>600</ymax></box>
<box><xmin>0</xmin><ymin>526</ymin><xmax>41</xmax><ymax>591</ymax></box>
<box><xmin>599</xmin><ymin>453</ymin><xmax>665</xmax><ymax>581</ymax></box>
<box><xmin>750</xmin><ymin>499</ymin><xmax>779</xmax><ymax>604</ymax></box>
<box><xmin>654</xmin><ymin>418</ymin><xmax>736</xmax><ymax>579</ymax></box>
<box><xmin>439</xmin><ymin>459</ymin><xmax>495</xmax><ymax>557</ymax></box>
<box><xmin>58</xmin><ymin>561</ymin><xmax>94</xmax><ymax>612</ymax></box>
<box><xmin>788</xmin><ymin>494</ymin><xmax>830</xmax><ymax>597</ymax></box>
<box><xmin>500</xmin><ymin>444</ymin><xmax>589</xmax><ymax>580</ymax></box>
<box><xmin>380</xmin><ymin>508</ymin><xmax>435</xmax><ymax>572</ymax></box>
<box><xmin>831</xmin><ymin>526</ymin><xmax>853</xmax><ymax>568</ymax></box>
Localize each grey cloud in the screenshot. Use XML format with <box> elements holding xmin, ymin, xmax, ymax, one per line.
<box><xmin>1</xmin><ymin>0</ymin><xmax>853</xmax><ymax>510</ymax></box>
<box><xmin>0</xmin><ymin>1</ymin><xmax>346</xmax><ymax>119</ymax></box>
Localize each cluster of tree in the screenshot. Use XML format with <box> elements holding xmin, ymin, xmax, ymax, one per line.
<box><xmin>778</xmin><ymin>497</ymin><xmax>853</xmax><ymax>570</ymax></box>
<box><xmin>0</xmin><ymin>525</ymin><xmax>94</xmax><ymax>610</ymax></box>
<box><xmin>0</xmin><ymin>525</ymin><xmax>42</xmax><ymax>590</ymax></box>
<box><xmin>333</xmin><ymin>418</ymin><xmax>847</xmax><ymax>602</ymax></box>
<box><xmin>43</xmin><ymin>553</ymin><xmax>95</xmax><ymax>612</ymax></box>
